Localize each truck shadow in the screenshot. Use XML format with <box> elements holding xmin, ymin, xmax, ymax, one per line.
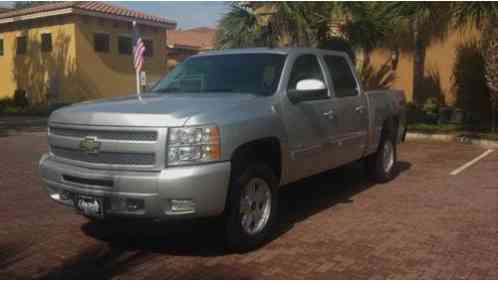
<box><xmin>272</xmin><ymin>160</ymin><xmax>411</xmax><ymax>241</ymax></box>
<box><xmin>41</xmin><ymin>161</ymin><xmax>411</xmax><ymax>279</ymax></box>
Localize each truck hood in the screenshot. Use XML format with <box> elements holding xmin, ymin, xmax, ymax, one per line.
<box><xmin>49</xmin><ymin>93</ymin><xmax>258</xmax><ymax>127</ymax></box>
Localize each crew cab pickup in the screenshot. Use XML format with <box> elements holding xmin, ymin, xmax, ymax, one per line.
<box><xmin>40</xmin><ymin>48</ymin><xmax>406</xmax><ymax>250</ymax></box>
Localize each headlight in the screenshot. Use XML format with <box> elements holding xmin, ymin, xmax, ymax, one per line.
<box><xmin>167</xmin><ymin>125</ymin><xmax>220</xmax><ymax>166</ymax></box>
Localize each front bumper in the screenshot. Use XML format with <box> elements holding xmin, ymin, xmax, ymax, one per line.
<box><xmin>39</xmin><ymin>154</ymin><xmax>231</xmax><ymax>219</ymax></box>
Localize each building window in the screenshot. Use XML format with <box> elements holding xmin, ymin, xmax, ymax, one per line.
<box><xmin>41</xmin><ymin>33</ymin><xmax>52</xmax><ymax>52</ymax></box>
<box><xmin>16</xmin><ymin>36</ymin><xmax>27</xmax><ymax>55</ymax></box>
<box><xmin>0</xmin><ymin>39</ymin><xmax>4</xmax><ymax>56</ymax></box>
<box><xmin>94</xmin><ymin>33</ymin><xmax>110</xmax><ymax>53</ymax></box>
<box><xmin>144</xmin><ymin>39</ymin><xmax>153</xmax><ymax>57</ymax></box>
<box><xmin>118</xmin><ymin>36</ymin><xmax>132</xmax><ymax>55</ymax></box>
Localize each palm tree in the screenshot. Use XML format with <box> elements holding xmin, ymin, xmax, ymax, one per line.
<box><xmin>216</xmin><ymin>3</ymin><xmax>395</xmax><ymax>56</ymax></box>
<box><xmin>451</xmin><ymin>2</ymin><xmax>498</xmax><ymax>131</ymax></box>
<box><xmin>215</xmin><ymin>2</ymin><xmax>338</xmax><ymax>49</ymax></box>
<box><xmin>215</xmin><ymin>2</ymin><xmax>399</xmax><ymax>90</ymax></box>
<box><xmin>215</xmin><ymin>3</ymin><xmax>265</xmax><ymax>49</ymax></box>
<box><xmin>382</xmin><ymin>2</ymin><xmax>453</xmax><ymax>105</ymax></box>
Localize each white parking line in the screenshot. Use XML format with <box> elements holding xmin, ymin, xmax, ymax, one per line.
<box><xmin>450</xmin><ymin>149</ymin><xmax>495</xmax><ymax>176</ymax></box>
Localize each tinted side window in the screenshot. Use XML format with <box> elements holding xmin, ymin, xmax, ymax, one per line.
<box><xmin>324</xmin><ymin>55</ymin><xmax>357</xmax><ymax>97</ymax></box>
<box><xmin>287</xmin><ymin>54</ymin><xmax>324</xmax><ymax>90</ymax></box>
<box><xmin>0</xmin><ymin>39</ymin><xmax>3</xmax><ymax>56</ymax></box>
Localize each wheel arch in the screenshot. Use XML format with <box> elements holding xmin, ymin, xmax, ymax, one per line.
<box><xmin>229</xmin><ymin>137</ymin><xmax>283</xmax><ymax>183</ymax></box>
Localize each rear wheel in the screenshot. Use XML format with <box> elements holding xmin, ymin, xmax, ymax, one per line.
<box><xmin>225</xmin><ymin>164</ymin><xmax>278</xmax><ymax>252</ymax></box>
<box><xmin>367</xmin><ymin>134</ymin><xmax>397</xmax><ymax>182</ymax></box>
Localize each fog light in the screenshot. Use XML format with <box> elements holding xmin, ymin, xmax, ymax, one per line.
<box><xmin>60</xmin><ymin>190</ymin><xmax>72</xmax><ymax>201</ymax></box>
<box><xmin>170</xmin><ymin>199</ymin><xmax>196</xmax><ymax>214</ymax></box>
<box><xmin>126</xmin><ymin>199</ymin><xmax>144</xmax><ymax>211</ymax></box>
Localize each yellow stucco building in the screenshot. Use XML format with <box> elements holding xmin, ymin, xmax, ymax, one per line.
<box><xmin>0</xmin><ymin>2</ymin><xmax>176</xmax><ymax>104</ymax></box>
<box><xmin>249</xmin><ymin>3</ymin><xmax>486</xmax><ymax>109</ymax></box>
<box><xmin>370</xmin><ymin>28</ymin><xmax>482</xmax><ymax>106</ymax></box>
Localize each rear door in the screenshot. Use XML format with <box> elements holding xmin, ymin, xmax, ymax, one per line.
<box><xmin>323</xmin><ymin>54</ymin><xmax>369</xmax><ymax>165</ymax></box>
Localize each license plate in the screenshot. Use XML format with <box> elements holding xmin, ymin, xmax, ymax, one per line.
<box><xmin>76</xmin><ymin>195</ymin><xmax>104</xmax><ymax>218</ymax></box>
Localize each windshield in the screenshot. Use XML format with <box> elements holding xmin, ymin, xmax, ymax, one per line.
<box><xmin>152</xmin><ymin>53</ymin><xmax>287</xmax><ymax>96</ymax></box>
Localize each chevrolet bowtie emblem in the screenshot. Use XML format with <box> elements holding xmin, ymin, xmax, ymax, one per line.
<box><xmin>80</xmin><ymin>136</ymin><xmax>101</xmax><ymax>154</ymax></box>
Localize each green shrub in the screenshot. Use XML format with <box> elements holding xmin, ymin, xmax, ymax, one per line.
<box><xmin>3</xmin><ymin>105</ymin><xmax>21</xmax><ymax>114</ymax></box>
<box><xmin>0</xmin><ymin>97</ymin><xmax>14</xmax><ymax>113</ymax></box>
<box><xmin>421</xmin><ymin>98</ymin><xmax>440</xmax><ymax>124</ymax></box>
<box><xmin>406</xmin><ymin>98</ymin><xmax>445</xmax><ymax>124</ymax></box>
<box><xmin>13</xmin><ymin>90</ymin><xmax>29</xmax><ymax>107</ymax></box>
<box><xmin>406</xmin><ymin>103</ymin><xmax>427</xmax><ymax>124</ymax></box>
<box><xmin>0</xmin><ymin>97</ymin><xmax>14</xmax><ymax>107</ymax></box>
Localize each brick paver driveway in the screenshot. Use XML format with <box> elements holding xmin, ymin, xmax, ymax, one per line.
<box><xmin>0</xmin><ymin>130</ymin><xmax>497</xmax><ymax>279</ymax></box>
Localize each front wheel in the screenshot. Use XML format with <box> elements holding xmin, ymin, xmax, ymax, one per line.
<box><xmin>224</xmin><ymin>164</ymin><xmax>278</xmax><ymax>252</ymax></box>
<box><xmin>367</xmin><ymin>135</ymin><xmax>397</xmax><ymax>182</ymax></box>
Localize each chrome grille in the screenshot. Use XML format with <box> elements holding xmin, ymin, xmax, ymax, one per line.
<box><xmin>51</xmin><ymin>146</ymin><xmax>155</xmax><ymax>166</ymax></box>
<box><xmin>50</xmin><ymin>127</ymin><xmax>158</xmax><ymax>141</ymax></box>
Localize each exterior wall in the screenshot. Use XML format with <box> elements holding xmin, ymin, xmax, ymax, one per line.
<box><xmin>370</xmin><ymin>28</ymin><xmax>482</xmax><ymax>105</ymax></box>
<box><xmin>74</xmin><ymin>15</ymin><xmax>168</xmax><ymax>99</ymax></box>
<box><xmin>0</xmin><ymin>15</ymin><xmax>77</xmax><ymax>104</ymax></box>
<box><xmin>0</xmin><ymin>14</ymin><xmax>169</xmax><ymax>104</ymax></box>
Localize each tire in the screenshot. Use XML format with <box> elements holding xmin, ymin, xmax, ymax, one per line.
<box><xmin>367</xmin><ymin>133</ymin><xmax>397</xmax><ymax>182</ymax></box>
<box><xmin>225</xmin><ymin>164</ymin><xmax>279</xmax><ymax>252</ymax></box>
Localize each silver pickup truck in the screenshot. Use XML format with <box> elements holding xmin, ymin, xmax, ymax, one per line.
<box><xmin>39</xmin><ymin>48</ymin><xmax>406</xmax><ymax>250</ymax></box>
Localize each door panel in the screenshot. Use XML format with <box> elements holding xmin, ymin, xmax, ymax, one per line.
<box><xmin>332</xmin><ymin>95</ymin><xmax>369</xmax><ymax>163</ymax></box>
<box><xmin>281</xmin><ymin>54</ymin><xmax>337</xmax><ymax>182</ymax></box>
<box><xmin>323</xmin><ymin>55</ymin><xmax>369</xmax><ymax>165</ymax></box>
<box><xmin>282</xmin><ymin>99</ymin><xmax>337</xmax><ymax>180</ymax></box>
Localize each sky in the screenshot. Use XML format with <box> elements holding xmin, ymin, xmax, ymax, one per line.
<box><xmin>116</xmin><ymin>2</ymin><xmax>229</xmax><ymax>29</ymax></box>
<box><xmin>0</xmin><ymin>1</ymin><xmax>230</xmax><ymax>30</ymax></box>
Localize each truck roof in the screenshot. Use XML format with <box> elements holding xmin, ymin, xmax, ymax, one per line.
<box><xmin>194</xmin><ymin>47</ymin><xmax>349</xmax><ymax>58</ymax></box>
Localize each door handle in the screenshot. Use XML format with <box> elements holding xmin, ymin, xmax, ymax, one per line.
<box><xmin>355</xmin><ymin>106</ymin><xmax>366</xmax><ymax>113</ymax></box>
<box><xmin>322</xmin><ymin>110</ymin><xmax>336</xmax><ymax>120</ymax></box>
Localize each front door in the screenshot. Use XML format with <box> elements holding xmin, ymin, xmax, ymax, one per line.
<box><xmin>281</xmin><ymin>54</ymin><xmax>337</xmax><ymax>182</ymax></box>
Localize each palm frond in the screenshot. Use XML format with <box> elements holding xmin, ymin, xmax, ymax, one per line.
<box><xmin>215</xmin><ymin>3</ymin><xmax>264</xmax><ymax>49</ymax></box>
<box><xmin>452</xmin><ymin>2</ymin><xmax>498</xmax><ymax>30</ymax></box>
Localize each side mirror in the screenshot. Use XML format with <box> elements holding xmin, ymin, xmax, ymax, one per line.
<box><xmin>288</xmin><ymin>79</ymin><xmax>327</xmax><ymax>103</ymax></box>
<box><xmin>296</xmin><ymin>79</ymin><xmax>326</xmax><ymax>91</ymax></box>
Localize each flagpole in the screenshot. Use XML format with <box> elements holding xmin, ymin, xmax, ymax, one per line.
<box><xmin>136</xmin><ymin>69</ymin><xmax>142</xmax><ymax>101</ymax></box>
<box><xmin>133</xmin><ymin>21</ymin><xmax>142</xmax><ymax>101</ymax></box>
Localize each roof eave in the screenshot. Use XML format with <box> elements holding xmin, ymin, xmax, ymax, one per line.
<box><xmin>0</xmin><ymin>7</ymin><xmax>73</xmax><ymax>25</ymax></box>
<box><xmin>0</xmin><ymin>7</ymin><xmax>177</xmax><ymax>29</ymax></box>
<box><xmin>73</xmin><ymin>8</ymin><xmax>177</xmax><ymax>29</ymax></box>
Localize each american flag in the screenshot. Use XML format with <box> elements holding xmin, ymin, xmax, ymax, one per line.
<box><xmin>133</xmin><ymin>21</ymin><xmax>145</xmax><ymax>72</ymax></box>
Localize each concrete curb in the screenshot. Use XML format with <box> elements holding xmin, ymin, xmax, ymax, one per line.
<box><xmin>406</xmin><ymin>132</ymin><xmax>498</xmax><ymax>149</ymax></box>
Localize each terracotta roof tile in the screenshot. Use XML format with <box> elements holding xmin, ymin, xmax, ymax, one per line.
<box><xmin>167</xmin><ymin>27</ymin><xmax>216</xmax><ymax>50</ymax></box>
<box><xmin>0</xmin><ymin>1</ymin><xmax>176</xmax><ymax>26</ymax></box>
